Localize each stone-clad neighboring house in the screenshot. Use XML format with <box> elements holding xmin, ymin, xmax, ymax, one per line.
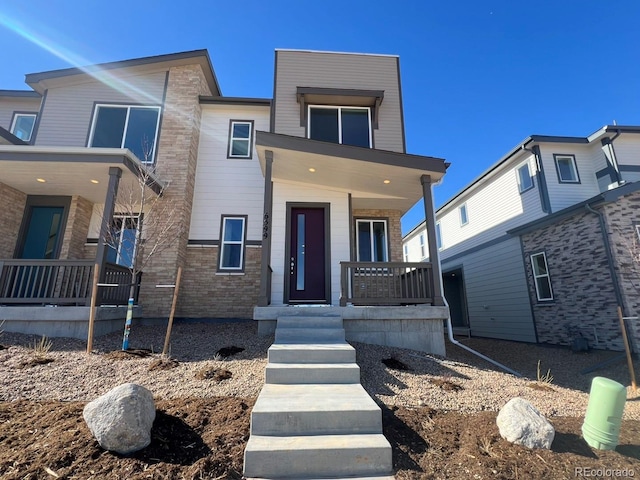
<box><xmin>0</xmin><ymin>49</ymin><xmax>449</xmax><ymax>355</ymax></box>
<box><xmin>404</xmin><ymin>126</ymin><xmax>640</xmax><ymax>352</ymax></box>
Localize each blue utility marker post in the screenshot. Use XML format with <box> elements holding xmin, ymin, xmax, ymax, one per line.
<box><xmin>122</xmin><ymin>297</ymin><xmax>134</xmax><ymax>350</ymax></box>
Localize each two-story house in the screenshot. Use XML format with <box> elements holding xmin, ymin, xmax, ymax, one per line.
<box><xmin>404</xmin><ymin>126</ymin><xmax>640</xmax><ymax>352</ymax></box>
<box><xmin>0</xmin><ymin>49</ymin><xmax>449</xmax><ymax>355</ymax></box>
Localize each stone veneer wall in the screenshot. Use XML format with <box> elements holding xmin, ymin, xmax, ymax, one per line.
<box><xmin>603</xmin><ymin>190</ymin><xmax>640</xmax><ymax>352</ymax></box>
<box><xmin>352</xmin><ymin>209</ymin><xmax>403</xmax><ymax>262</ymax></box>
<box><xmin>59</xmin><ymin>196</ymin><xmax>93</xmax><ymax>259</ymax></box>
<box><xmin>136</xmin><ymin>64</ymin><xmax>212</xmax><ymax>317</ymax></box>
<box><xmin>0</xmin><ymin>182</ymin><xmax>26</xmax><ymax>257</ymax></box>
<box><xmin>178</xmin><ymin>246</ymin><xmax>261</xmax><ymax>319</ymax></box>
<box><xmin>520</xmin><ymin>209</ymin><xmax>623</xmax><ymax>350</ymax></box>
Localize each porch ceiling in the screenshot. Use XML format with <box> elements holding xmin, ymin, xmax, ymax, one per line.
<box><xmin>256</xmin><ymin>131</ymin><xmax>447</xmax><ymax>212</ymax></box>
<box><xmin>0</xmin><ymin>146</ymin><xmax>165</xmax><ymax>204</ymax></box>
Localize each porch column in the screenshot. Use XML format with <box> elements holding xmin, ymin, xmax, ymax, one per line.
<box><xmin>421</xmin><ymin>174</ymin><xmax>444</xmax><ymax>306</ymax></box>
<box><xmin>95</xmin><ymin>167</ymin><xmax>122</xmax><ymax>284</ymax></box>
<box><xmin>257</xmin><ymin>150</ymin><xmax>274</xmax><ymax>307</ymax></box>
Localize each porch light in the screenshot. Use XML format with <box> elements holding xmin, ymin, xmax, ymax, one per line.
<box><xmin>90</xmin><ymin>179</ymin><xmax>99</xmax><ymax>184</ymax></box>
<box><xmin>383</xmin><ymin>179</ymin><xmax>391</xmax><ymax>184</ymax></box>
<box><xmin>36</xmin><ymin>178</ymin><xmax>46</xmax><ymax>183</ymax></box>
<box><xmin>309</xmin><ymin>168</ymin><xmax>316</xmax><ymax>173</ymax></box>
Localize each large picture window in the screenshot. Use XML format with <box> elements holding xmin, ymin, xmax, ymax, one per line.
<box><xmin>228</xmin><ymin>120</ymin><xmax>254</xmax><ymax>158</ymax></box>
<box><xmin>308</xmin><ymin>106</ymin><xmax>371</xmax><ymax>148</ymax></box>
<box><xmin>531</xmin><ymin>252</ymin><xmax>553</xmax><ymax>301</ymax></box>
<box><xmin>107</xmin><ymin>215</ymin><xmax>140</xmax><ymax>268</ymax></box>
<box><xmin>89</xmin><ymin>105</ymin><xmax>161</xmax><ymax>163</ymax></box>
<box><xmin>10</xmin><ymin>113</ymin><xmax>37</xmax><ymax>142</ymax></box>
<box><xmin>356</xmin><ymin>219</ymin><xmax>388</xmax><ymax>262</ymax></box>
<box><xmin>219</xmin><ymin>216</ymin><xmax>246</xmax><ymax>271</ymax></box>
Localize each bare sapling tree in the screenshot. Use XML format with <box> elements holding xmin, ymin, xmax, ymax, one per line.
<box><xmin>102</xmin><ymin>140</ymin><xmax>184</xmax><ymax>350</ymax></box>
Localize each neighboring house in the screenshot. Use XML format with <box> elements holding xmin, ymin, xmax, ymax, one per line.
<box><xmin>0</xmin><ymin>49</ymin><xmax>449</xmax><ymax>354</ymax></box>
<box><xmin>404</xmin><ymin>126</ymin><xmax>640</xmax><ymax>352</ymax></box>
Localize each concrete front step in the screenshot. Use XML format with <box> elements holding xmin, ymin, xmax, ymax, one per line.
<box><xmin>244</xmin><ymin>433</ymin><xmax>392</xmax><ymax>479</ymax></box>
<box><xmin>268</xmin><ymin>343</ymin><xmax>356</xmax><ymax>364</ymax></box>
<box><xmin>265</xmin><ymin>362</ymin><xmax>360</xmax><ymax>384</ymax></box>
<box><xmin>251</xmin><ymin>384</ymin><xmax>381</xmax><ymax>436</ymax></box>
<box><xmin>275</xmin><ymin>327</ymin><xmax>345</xmax><ymax>344</ymax></box>
<box><xmin>276</xmin><ymin>315</ymin><xmax>344</xmax><ymax>329</ymax></box>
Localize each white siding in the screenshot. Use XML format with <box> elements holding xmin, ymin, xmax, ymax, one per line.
<box><xmin>442</xmin><ymin>237</ymin><xmax>536</xmax><ymax>342</ymax></box>
<box><xmin>437</xmin><ymin>152</ymin><xmax>545</xmax><ymax>260</ymax></box>
<box><xmin>613</xmin><ymin>135</ymin><xmax>640</xmax><ymax>184</ymax></box>
<box><xmin>270</xmin><ymin>182</ymin><xmax>350</xmax><ymax>306</ymax></box>
<box><xmin>34</xmin><ymin>71</ymin><xmax>167</xmax><ymax>147</ymax></box>
<box><xmin>403</xmin><ymin>227</ymin><xmax>432</xmax><ymax>262</ymax></box>
<box><xmin>189</xmin><ymin>105</ymin><xmax>270</xmax><ymax>241</ymax></box>
<box><xmin>540</xmin><ymin>143</ymin><xmax>601</xmax><ymax>212</ymax></box>
<box><xmin>0</xmin><ymin>96</ymin><xmax>41</xmax><ymax>133</ymax></box>
<box><xmin>273</xmin><ymin>51</ymin><xmax>404</xmax><ymax>152</ymax></box>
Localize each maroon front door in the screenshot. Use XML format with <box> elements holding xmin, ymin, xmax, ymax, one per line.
<box><xmin>288</xmin><ymin>207</ymin><xmax>327</xmax><ymax>302</ymax></box>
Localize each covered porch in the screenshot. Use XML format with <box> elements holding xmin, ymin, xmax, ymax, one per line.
<box><xmin>0</xmin><ymin>146</ymin><xmax>164</xmax><ymax>338</ymax></box>
<box><xmin>254</xmin><ymin>132</ymin><xmax>449</xmax><ymax>354</ymax></box>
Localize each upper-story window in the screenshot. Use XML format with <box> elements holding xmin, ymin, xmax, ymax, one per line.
<box><xmin>228</xmin><ymin>120</ymin><xmax>254</xmax><ymax>159</ymax></box>
<box><xmin>436</xmin><ymin>222</ymin><xmax>442</xmax><ymax>250</ymax></box>
<box><xmin>517</xmin><ymin>162</ymin><xmax>534</xmax><ymax>193</ymax></box>
<box><xmin>10</xmin><ymin>113</ymin><xmax>37</xmax><ymax>142</ymax></box>
<box><xmin>459</xmin><ymin>203</ymin><xmax>469</xmax><ymax>226</ymax></box>
<box><xmin>308</xmin><ymin>106</ymin><xmax>371</xmax><ymax>148</ymax></box>
<box><xmin>356</xmin><ymin>219</ymin><xmax>388</xmax><ymax>261</ymax></box>
<box><xmin>403</xmin><ymin>244</ymin><xmax>409</xmax><ymax>262</ymax></box>
<box><xmin>419</xmin><ymin>233</ymin><xmax>426</xmax><ymax>259</ymax></box>
<box><xmin>553</xmin><ymin>154</ymin><xmax>580</xmax><ymax>184</ymax></box>
<box><xmin>88</xmin><ymin>105</ymin><xmax>161</xmax><ymax>163</ymax></box>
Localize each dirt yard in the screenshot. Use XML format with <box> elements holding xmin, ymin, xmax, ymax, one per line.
<box><xmin>0</xmin><ymin>322</ymin><xmax>638</xmax><ymax>479</ymax></box>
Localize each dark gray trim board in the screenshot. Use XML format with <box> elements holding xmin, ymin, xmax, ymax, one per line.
<box><xmin>30</xmin><ymin>89</ymin><xmax>47</xmax><ymax>144</ymax></box>
<box><xmin>0</xmin><ymin>126</ymin><xmax>27</xmax><ymax>145</ymax></box>
<box><xmin>619</xmin><ymin>164</ymin><xmax>640</xmax><ymax>172</ymax></box>
<box><xmin>188</xmin><ymin>239</ymin><xmax>262</xmax><ymax>246</ymax></box>
<box><xmin>200</xmin><ymin>96</ymin><xmax>271</xmax><ymax>106</ymax></box>
<box><xmin>596</xmin><ymin>165</ymin><xmax>618</xmax><ymax>179</ymax></box>
<box><xmin>270</xmin><ymin>50</ymin><xmax>278</xmax><ymax>134</ymax></box>
<box><xmin>508</xmin><ymin>181</ymin><xmax>640</xmax><ymax>236</ymax></box>
<box><xmin>519</xmin><ymin>236</ymin><xmax>540</xmax><ymax>343</ymax></box>
<box><xmin>529</xmin><ymin>135</ymin><xmax>588</xmax><ymax>144</ymax></box>
<box><xmin>440</xmin><ymin>234</ymin><xmax>514</xmax><ymax>265</ymax></box>
<box><xmin>25</xmin><ymin>49</ymin><xmax>221</xmax><ymax>96</ymax></box>
<box><xmin>256</xmin><ymin>131</ymin><xmax>447</xmax><ymax>173</ymax></box>
<box><xmin>0</xmin><ymin>89</ymin><xmax>41</xmax><ymax>98</ymax></box>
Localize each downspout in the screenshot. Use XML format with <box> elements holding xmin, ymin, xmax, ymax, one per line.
<box><xmin>585</xmin><ymin>203</ymin><xmax>625</xmax><ymax>308</ymax></box>
<box><xmin>427</xmin><ymin>179</ymin><xmax>522</xmax><ymax>377</ymax></box>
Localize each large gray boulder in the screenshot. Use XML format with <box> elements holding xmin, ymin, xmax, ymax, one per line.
<box><xmin>83</xmin><ymin>383</ymin><xmax>156</xmax><ymax>454</ymax></box>
<box><xmin>496</xmin><ymin>397</ymin><xmax>555</xmax><ymax>449</ymax></box>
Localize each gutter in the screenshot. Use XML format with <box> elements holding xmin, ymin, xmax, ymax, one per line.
<box><xmin>585</xmin><ymin>203</ymin><xmax>625</xmax><ymax>308</ymax></box>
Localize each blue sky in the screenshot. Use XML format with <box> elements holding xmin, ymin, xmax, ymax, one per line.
<box><xmin>1</xmin><ymin>1</ymin><xmax>639</xmax><ymax>235</ymax></box>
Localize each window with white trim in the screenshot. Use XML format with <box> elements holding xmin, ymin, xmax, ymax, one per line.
<box><xmin>403</xmin><ymin>244</ymin><xmax>409</xmax><ymax>262</ymax></box>
<box><xmin>517</xmin><ymin>163</ymin><xmax>534</xmax><ymax>193</ymax></box>
<box><xmin>436</xmin><ymin>222</ymin><xmax>442</xmax><ymax>250</ymax></box>
<box><xmin>356</xmin><ymin>219</ymin><xmax>388</xmax><ymax>261</ymax></box>
<box><xmin>459</xmin><ymin>203</ymin><xmax>469</xmax><ymax>226</ymax></box>
<box><xmin>219</xmin><ymin>216</ymin><xmax>246</xmax><ymax>270</ymax></box>
<box><xmin>10</xmin><ymin>113</ymin><xmax>37</xmax><ymax>141</ymax></box>
<box><xmin>419</xmin><ymin>234</ymin><xmax>426</xmax><ymax>259</ymax></box>
<box><xmin>89</xmin><ymin>105</ymin><xmax>161</xmax><ymax>163</ymax></box>
<box><xmin>107</xmin><ymin>215</ymin><xmax>140</xmax><ymax>268</ymax></box>
<box><xmin>554</xmin><ymin>154</ymin><xmax>580</xmax><ymax>183</ymax></box>
<box><xmin>308</xmin><ymin>105</ymin><xmax>371</xmax><ymax>148</ymax></box>
<box><xmin>228</xmin><ymin>120</ymin><xmax>254</xmax><ymax>158</ymax></box>
<box><xmin>531</xmin><ymin>252</ymin><xmax>553</xmax><ymax>301</ymax></box>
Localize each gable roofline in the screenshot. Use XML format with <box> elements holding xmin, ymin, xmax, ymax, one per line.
<box><xmin>275</xmin><ymin>48</ymin><xmax>399</xmax><ymax>59</ymax></box>
<box><xmin>0</xmin><ymin>89</ymin><xmax>41</xmax><ymax>98</ymax></box>
<box><xmin>199</xmin><ymin>96</ymin><xmax>271</xmax><ymax>106</ymax></box>
<box><xmin>25</xmin><ymin>49</ymin><xmax>221</xmax><ymax>96</ymax></box>
<box><xmin>507</xmin><ymin>180</ymin><xmax>640</xmax><ymax>236</ymax></box>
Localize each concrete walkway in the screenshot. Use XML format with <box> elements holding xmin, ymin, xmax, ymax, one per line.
<box><xmin>244</xmin><ymin>316</ymin><xmax>394</xmax><ymax>479</ymax></box>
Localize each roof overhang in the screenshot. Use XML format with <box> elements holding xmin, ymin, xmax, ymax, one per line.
<box><xmin>0</xmin><ymin>146</ymin><xmax>165</xmax><ymax>204</ymax></box>
<box><xmin>25</xmin><ymin>50</ymin><xmax>221</xmax><ymax>96</ymax></box>
<box><xmin>256</xmin><ymin>131</ymin><xmax>447</xmax><ymax>212</ymax></box>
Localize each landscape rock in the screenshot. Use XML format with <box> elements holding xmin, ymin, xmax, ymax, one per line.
<box><xmin>83</xmin><ymin>383</ymin><xmax>156</xmax><ymax>454</ymax></box>
<box><xmin>497</xmin><ymin>397</ymin><xmax>555</xmax><ymax>449</ymax></box>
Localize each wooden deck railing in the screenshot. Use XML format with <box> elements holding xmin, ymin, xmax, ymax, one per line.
<box><xmin>0</xmin><ymin>260</ymin><xmax>141</xmax><ymax>306</ymax></box>
<box><xmin>340</xmin><ymin>261</ymin><xmax>434</xmax><ymax>306</ymax></box>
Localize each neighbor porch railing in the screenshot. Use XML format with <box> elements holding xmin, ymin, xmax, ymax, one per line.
<box><xmin>0</xmin><ymin>260</ymin><xmax>141</xmax><ymax>306</ymax></box>
<box><xmin>339</xmin><ymin>261</ymin><xmax>434</xmax><ymax>306</ymax></box>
